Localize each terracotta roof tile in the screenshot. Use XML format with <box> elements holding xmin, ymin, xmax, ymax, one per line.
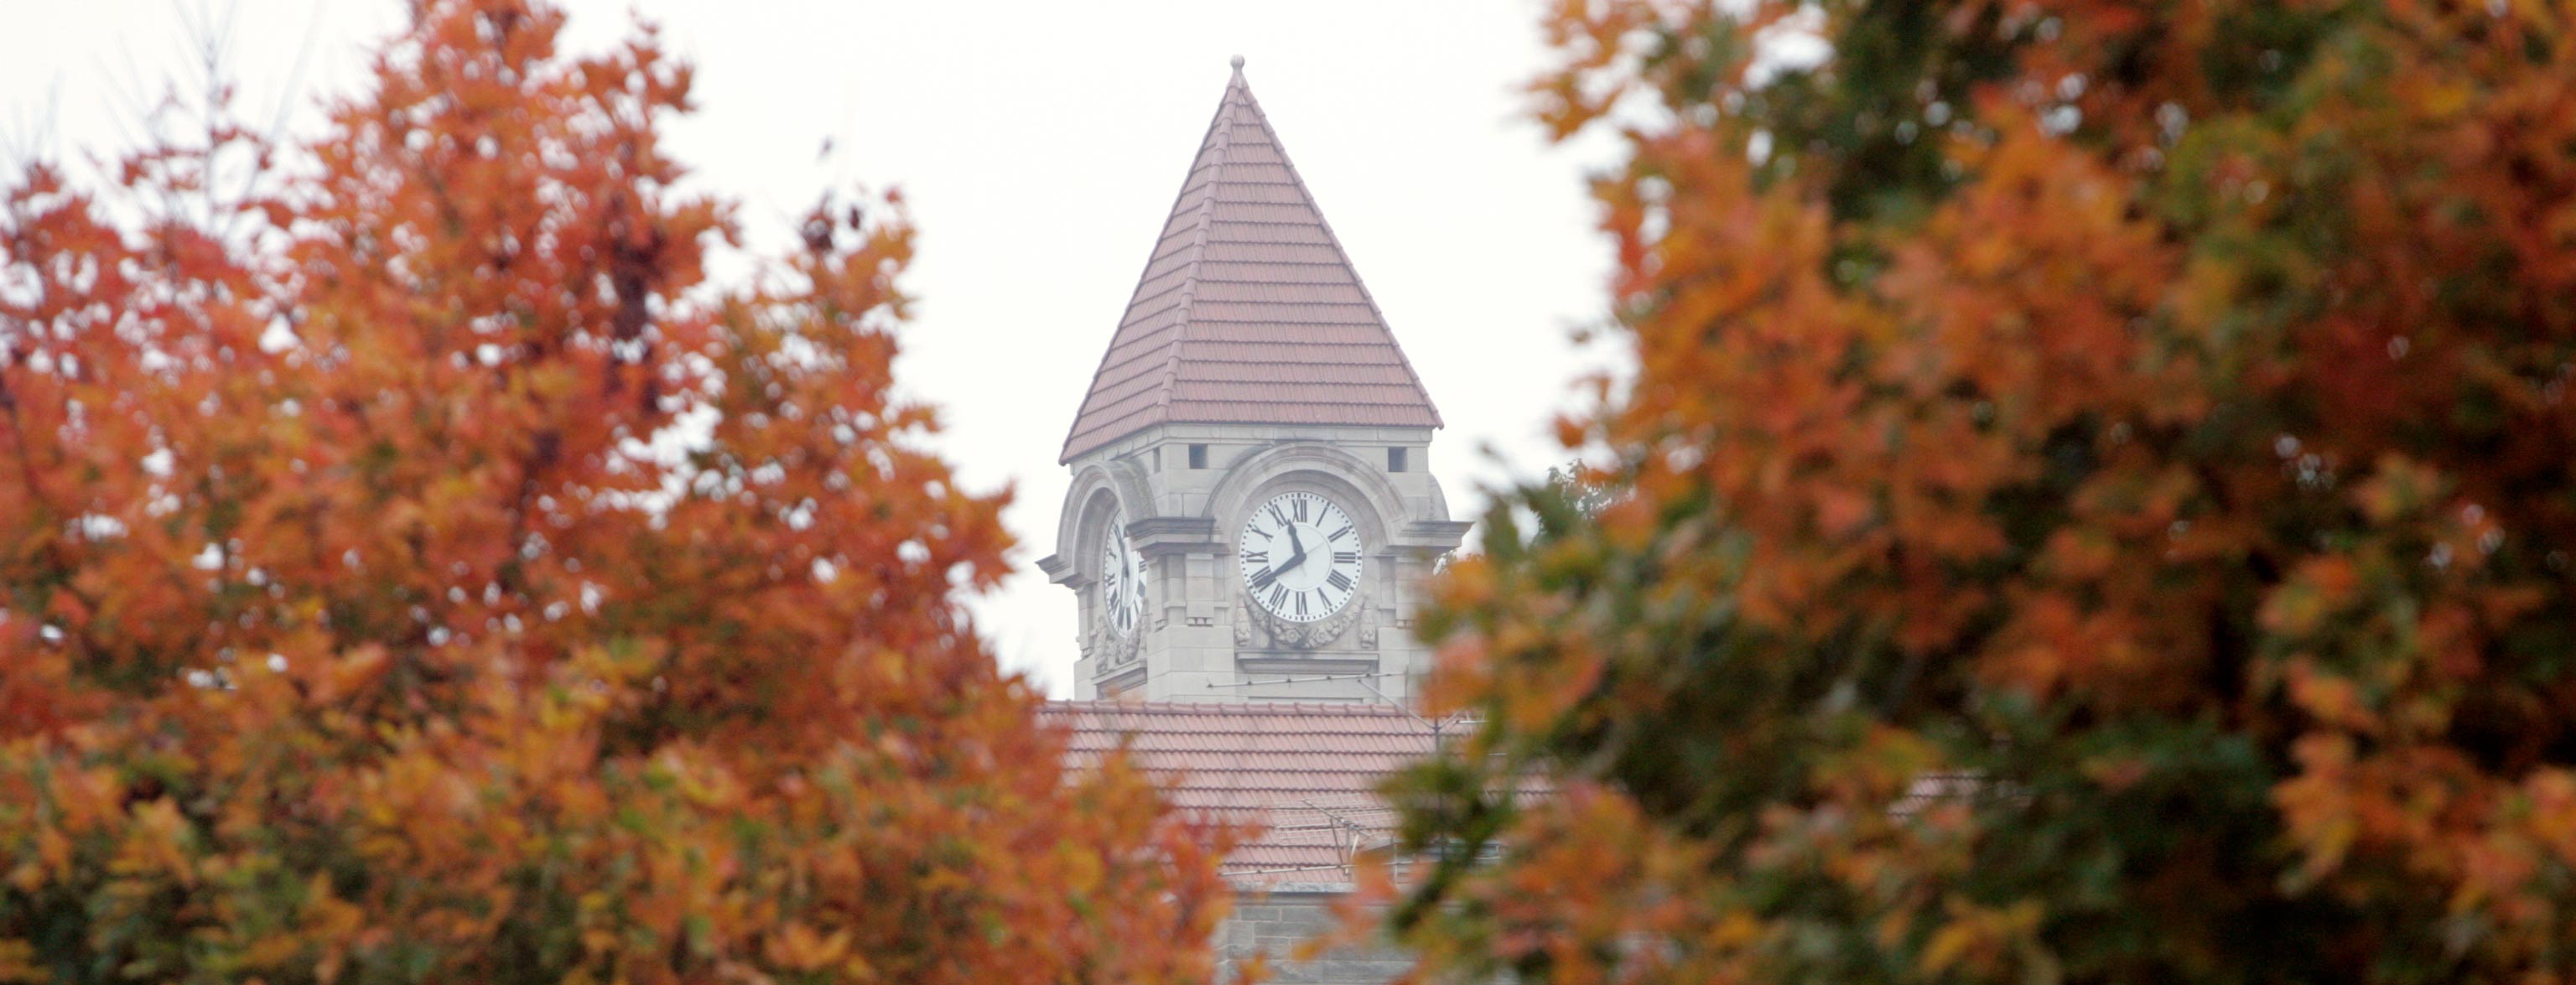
<box><xmin>1059</xmin><ymin>63</ymin><xmax>1441</xmax><ymax>463</ymax></box>
<box><xmin>1046</xmin><ymin>701</ymin><xmax>1491</xmax><ymax>883</ymax></box>
<box><xmin>1174</xmin><ymin>365</ymin><xmax>1418</xmax><ymax>386</ymax></box>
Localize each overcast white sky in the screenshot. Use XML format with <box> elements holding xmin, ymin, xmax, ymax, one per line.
<box><xmin>4</xmin><ymin>0</ymin><xmax>1619</xmax><ymax>695</ymax></box>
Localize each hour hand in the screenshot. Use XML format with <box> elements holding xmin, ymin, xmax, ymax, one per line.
<box><xmin>1271</xmin><ymin>543</ymin><xmax>1307</xmax><ymax>580</ymax></box>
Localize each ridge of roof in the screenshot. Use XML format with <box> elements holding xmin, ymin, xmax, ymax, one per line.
<box><xmin>1057</xmin><ymin>61</ymin><xmax>1443</xmax><ymax>464</ymax></box>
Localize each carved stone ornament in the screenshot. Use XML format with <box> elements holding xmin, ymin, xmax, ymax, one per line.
<box><xmin>1237</xmin><ymin>588</ymin><xmax>1367</xmax><ymax>650</ymax></box>
<box><xmin>1092</xmin><ymin>620</ymin><xmax>1143</xmax><ymax>674</ymax></box>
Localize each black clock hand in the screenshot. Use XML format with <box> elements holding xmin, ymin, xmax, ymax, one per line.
<box><xmin>1249</xmin><ymin>541</ymin><xmax>1299</xmax><ymax>593</ymax></box>
<box><xmin>1273</xmin><ymin>551</ymin><xmax>1306</xmax><ymax>583</ymax></box>
<box><xmin>1249</xmin><ymin>519</ymin><xmax>1313</xmax><ymax>596</ymax></box>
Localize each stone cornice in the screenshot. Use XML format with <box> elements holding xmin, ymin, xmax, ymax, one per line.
<box><xmin>1130</xmin><ymin>516</ymin><xmax>1221</xmax><ymax>557</ymax></box>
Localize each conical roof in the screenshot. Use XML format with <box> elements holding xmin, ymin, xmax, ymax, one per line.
<box><xmin>1059</xmin><ymin>60</ymin><xmax>1442</xmax><ymax>464</ymax></box>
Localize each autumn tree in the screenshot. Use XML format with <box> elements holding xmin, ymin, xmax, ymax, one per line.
<box><xmin>1389</xmin><ymin>1</ymin><xmax>2576</xmax><ymax>982</ymax></box>
<box><xmin>0</xmin><ymin>2</ymin><xmax>1228</xmax><ymax>982</ymax></box>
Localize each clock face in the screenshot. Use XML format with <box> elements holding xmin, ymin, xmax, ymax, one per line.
<box><xmin>1098</xmin><ymin>509</ymin><xmax>1147</xmax><ymax>636</ymax></box>
<box><xmin>1237</xmin><ymin>491</ymin><xmax>1363</xmax><ymax>623</ymax></box>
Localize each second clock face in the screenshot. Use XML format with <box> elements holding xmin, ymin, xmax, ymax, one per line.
<box><xmin>1099</xmin><ymin>509</ymin><xmax>1146</xmax><ymax>636</ymax></box>
<box><xmin>1238</xmin><ymin>491</ymin><xmax>1363</xmax><ymax>623</ymax></box>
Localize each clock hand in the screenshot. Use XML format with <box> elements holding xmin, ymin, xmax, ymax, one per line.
<box><xmin>1251</xmin><ymin>521</ymin><xmax>1311</xmax><ymax>597</ymax></box>
<box><xmin>1274</xmin><ymin>549</ymin><xmax>1306</xmax><ymax>583</ymax></box>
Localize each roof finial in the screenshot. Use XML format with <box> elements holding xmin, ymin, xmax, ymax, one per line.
<box><xmin>1230</xmin><ymin>54</ymin><xmax>1246</xmax><ymax>74</ymax></box>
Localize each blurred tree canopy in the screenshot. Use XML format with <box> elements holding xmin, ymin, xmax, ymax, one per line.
<box><xmin>1389</xmin><ymin>0</ymin><xmax>2576</xmax><ymax>982</ymax></box>
<box><xmin>0</xmin><ymin>2</ymin><xmax>1228</xmax><ymax>982</ymax></box>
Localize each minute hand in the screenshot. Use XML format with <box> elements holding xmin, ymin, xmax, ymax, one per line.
<box><xmin>1249</xmin><ymin>532</ymin><xmax>1306</xmax><ymax>592</ymax></box>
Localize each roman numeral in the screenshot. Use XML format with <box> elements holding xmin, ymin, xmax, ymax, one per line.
<box><xmin>1249</xmin><ymin>566</ymin><xmax>1278</xmax><ymax>590</ymax></box>
<box><xmin>1293</xmin><ymin>498</ymin><xmax>1309</xmax><ymax>521</ymax></box>
<box><xmin>1269</xmin><ymin>505</ymin><xmax>1289</xmax><ymax>526</ymax></box>
<box><xmin>1333</xmin><ymin>551</ymin><xmax>1358</xmax><ymax>564</ymax></box>
<box><xmin>1327</xmin><ymin>570</ymin><xmax>1353</xmax><ymax>592</ymax></box>
<box><xmin>1268</xmin><ymin>584</ymin><xmax>1288</xmax><ymax>609</ymax></box>
<box><xmin>1328</xmin><ymin>525</ymin><xmax>1353</xmax><ymax>542</ymax></box>
<box><xmin>1241</xmin><ymin>550</ymin><xmax>1267</xmax><ymax>565</ymax></box>
<box><xmin>1294</xmin><ymin>592</ymin><xmax>1309</xmax><ymax>615</ymax></box>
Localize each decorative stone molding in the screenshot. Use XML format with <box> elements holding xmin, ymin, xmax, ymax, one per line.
<box><xmin>1236</xmin><ymin>588</ymin><xmax>1366</xmax><ymax>651</ymax></box>
<box><xmin>1129</xmin><ymin>516</ymin><xmax>1221</xmax><ymax>557</ymax></box>
<box><xmin>1205</xmin><ymin>444</ymin><xmax>1411</xmax><ymax>546</ymax></box>
<box><xmin>1093</xmin><ymin>621</ymin><xmax>1143</xmax><ymax>671</ymax></box>
<box><xmin>1046</xmin><ymin>459</ymin><xmax>1156</xmax><ymax>588</ymax></box>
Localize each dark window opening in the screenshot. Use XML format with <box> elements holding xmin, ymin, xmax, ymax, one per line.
<box><xmin>1188</xmin><ymin>444</ymin><xmax>1209</xmax><ymax>469</ymax></box>
<box><xmin>1150</xmin><ymin>447</ymin><xmax>1162</xmax><ymax>470</ymax></box>
<box><xmin>1388</xmin><ymin>447</ymin><xmax>1409</xmax><ymax>472</ymax></box>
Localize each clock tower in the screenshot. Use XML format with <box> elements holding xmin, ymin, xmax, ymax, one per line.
<box><xmin>1038</xmin><ymin>58</ymin><xmax>1469</xmax><ymax>702</ymax></box>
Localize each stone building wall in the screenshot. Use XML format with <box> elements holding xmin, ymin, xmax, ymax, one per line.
<box><xmin>1218</xmin><ymin>888</ymin><xmax>1411</xmax><ymax>985</ymax></box>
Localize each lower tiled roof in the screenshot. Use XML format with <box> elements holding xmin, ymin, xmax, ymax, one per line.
<box><xmin>1044</xmin><ymin>701</ymin><xmax>1469</xmax><ymax>885</ymax></box>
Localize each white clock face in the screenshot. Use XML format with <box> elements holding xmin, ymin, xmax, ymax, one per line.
<box><xmin>1237</xmin><ymin>491</ymin><xmax>1363</xmax><ymax>623</ymax></box>
<box><xmin>1099</xmin><ymin>509</ymin><xmax>1147</xmax><ymax>636</ymax></box>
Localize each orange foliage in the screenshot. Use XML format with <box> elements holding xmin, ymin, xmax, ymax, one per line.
<box><xmin>1391</xmin><ymin>0</ymin><xmax>2576</xmax><ymax>982</ymax></box>
<box><xmin>0</xmin><ymin>3</ymin><xmax>1226</xmax><ymax>982</ymax></box>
